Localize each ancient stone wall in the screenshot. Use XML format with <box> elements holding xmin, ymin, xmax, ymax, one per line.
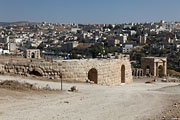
<box><xmin>0</xmin><ymin>57</ymin><xmax>133</xmax><ymax>86</ymax></box>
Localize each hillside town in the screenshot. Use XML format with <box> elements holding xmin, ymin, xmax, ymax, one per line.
<box><xmin>1</xmin><ymin>20</ymin><xmax>180</xmax><ymax>73</ymax></box>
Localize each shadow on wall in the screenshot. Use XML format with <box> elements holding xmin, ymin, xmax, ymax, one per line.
<box><xmin>29</xmin><ymin>70</ymin><xmax>42</xmax><ymax>76</ymax></box>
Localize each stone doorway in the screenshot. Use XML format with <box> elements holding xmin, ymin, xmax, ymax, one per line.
<box><xmin>145</xmin><ymin>65</ymin><xmax>151</xmax><ymax>76</ymax></box>
<box><xmin>121</xmin><ymin>65</ymin><xmax>125</xmax><ymax>83</ymax></box>
<box><xmin>158</xmin><ymin>65</ymin><xmax>164</xmax><ymax>77</ymax></box>
<box><xmin>31</xmin><ymin>52</ymin><xmax>35</xmax><ymax>58</ymax></box>
<box><xmin>88</xmin><ymin>68</ymin><xmax>98</xmax><ymax>84</ymax></box>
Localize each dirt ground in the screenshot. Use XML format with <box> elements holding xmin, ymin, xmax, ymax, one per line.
<box><xmin>0</xmin><ymin>75</ymin><xmax>180</xmax><ymax>120</ymax></box>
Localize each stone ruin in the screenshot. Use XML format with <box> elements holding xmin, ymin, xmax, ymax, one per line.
<box><xmin>0</xmin><ymin>55</ymin><xmax>133</xmax><ymax>86</ymax></box>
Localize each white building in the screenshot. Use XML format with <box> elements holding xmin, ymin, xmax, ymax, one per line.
<box><xmin>0</xmin><ymin>49</ymin><xmax>3</xmax><ymax>54</ymax></box>
<box><xmin>71</xmin><ymin>28</ymin><xmax>81</xmax><ymax>34</ymax></box>
<box><xmin>119</xmin><ymin>34</ymin><xmax>128</xmax><ymax>43</ymax></box>
<box><xmin>139</xmin><ymin>34</ymin><xmax>148</xmax><ymax>44</ymax></box>
<box><xmin>14</xmin><ymin>38</ymin><xmax>23</xmax><ymax>43</ymax></box>
<box><xmin>123</xmin><ymin>44</ymin><xmax>133</xmax><ymax>54</ymax></box>
<box><xmin>3</xmin><ymin>50</ymin><xmax>10</xmax><ymax>54</ymax></box>
<box><xmin>8</xmin><ymin>43</ymin><xmax>16</xmax><ymax>52</ymax></box>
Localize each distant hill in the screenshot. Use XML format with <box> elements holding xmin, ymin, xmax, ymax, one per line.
<box><xmin>0</xmin><ymin>21</ymin><xmax>39</xmax><ymax>26</ymax></box>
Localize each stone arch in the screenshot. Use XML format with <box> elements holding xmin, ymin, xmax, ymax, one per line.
<box><xmin>29</xmin><ymin>68</ymin><xmax>43</xmax><ymax>76</ymax></box>
<box><xmin>31</xmin><ymin>52</ymin><xmax>35</xmax><ymax>58</ymax></box>
<box><xmin>158</xmin><ymin>65</ymin><xmax>164</xmax><ymax>77</ymax></box>
<box><xmin>121</xmin><ymin>65</ymin><xmax>125</xmax><ymax>83</ymax></box>
<box><xmin>88</xmin><ymin>68</ymin><xmax>98</xmax><ymax>84</ymax></box>
<box><xmin>145</xmin><ymin>65</ymin><xmax>151</xmax><ymax>76</ymax></box>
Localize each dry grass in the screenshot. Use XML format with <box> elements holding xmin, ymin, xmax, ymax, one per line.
<box><xmin>0</xmin><ymin>80</ymin><xmax>33</xmax><ymax>91</ymax></box>
<box><xmin>0</xmin><ymin>80</ymin><xmax>60</xmax><ymax>92</ymax></box>
<box><xmin>168</xmin><ymin>69</ymin><xmax>180</xmax><ymax>77</ymax></box>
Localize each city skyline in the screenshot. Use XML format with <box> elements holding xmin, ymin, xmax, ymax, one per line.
<box><xmin>0</xmin><ymin>0</ymin><xmax>180</xmax><ymax>24</ymax></box>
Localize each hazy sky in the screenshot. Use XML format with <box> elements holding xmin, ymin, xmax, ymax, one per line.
<box><xmin>0</xmin><ymin>0</ymin><xmax>180</xmax><ymax>23</ymax></box>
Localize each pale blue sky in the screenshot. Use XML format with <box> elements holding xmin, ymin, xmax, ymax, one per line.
<box><xmin>0</xmin><ymin>0</ymin><xmax>179</xmax><ymax>23</ymax></box>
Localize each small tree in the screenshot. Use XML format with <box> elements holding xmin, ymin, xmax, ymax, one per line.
<box><xmin>91</xmin><ymin>45</ymin><xmax>104</xmax><ymax>58</ymax></box>
<box><xmin>70</xmin><ymin>50</ymin><xmax>78</xmax><ymax>59</ymax></box>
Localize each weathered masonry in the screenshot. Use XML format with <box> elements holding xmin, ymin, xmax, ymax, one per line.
<box><xmin>141</xmin><ymin>57</ymin><xmax>167</xmax><ymax>77</ymax></box>
<box><xmin>25</xmin><ymin>49</ymin><xmax>41</xmax><ymax>59</ymax></box>
<box><xmin>0</xmin><ymin>56</ymin><xmax>133</xmax><ymax>86</ymax></box>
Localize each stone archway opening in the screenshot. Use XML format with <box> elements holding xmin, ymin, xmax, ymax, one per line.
<box><xmin>88</xmin><ymin>68</ymin><xmax>98</xmax><ymax>84</ymax></box>
<box><xmin>31</xmin><ymin>52</ymin><xmax>35</xmax><ymax>58</ymax></box>
<box><xmin>121</xmin><ymin>65</ymin><xmax>125</xmax><ymax>83</ymax></box>
<box><xmin>145</xmin><ymin>65</ymin><xmax>151</xmax><ymax>76</ymax></box>
<box><xmin>158</xmin><ymin>65</ymin><xmax>164</xmax><ymax>77</ymax></box>
<box><xmin>29</xmin><ymin>70</ymin><xmax>42</xmax><ymax>76</ymax></box>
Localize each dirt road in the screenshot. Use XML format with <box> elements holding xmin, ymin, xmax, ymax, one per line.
<box><xmin>0</xmin><ymin>75</ymin><xmax>180</xmax><ymax>120</ymax></box>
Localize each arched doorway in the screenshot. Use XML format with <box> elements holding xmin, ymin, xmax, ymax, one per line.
<box><xmin>31</xmin><ymin>52</ymin><xmax>35</xmax><ymax>58</ymax></box>
<box><xmin>121</xmin><ymin>65</ymin><xmax>125</xmax><ymax>83</ymax></box>
<box><xmin>145</xmin><ymin>65</ymin><xmax>151</xmax><ymax>76</ymax></box>
<box><xmin>158</xmin><ymin>65</ymin><xmax>164</xmax><ymax>77</ymax></box>
<box><xmin>88</xmin><ymin>68</ymin><xmax>98</xmax><ymax>84</ymax></box>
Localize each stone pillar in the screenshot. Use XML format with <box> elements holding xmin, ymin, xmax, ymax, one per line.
<box><xmin>163</xmin><ymin>61</ymin><xmax>167</xmax><ymax>76</ymax></box>
<box><xmin>141</xmin><ymin>69</ymin><xmax>143</xmax><ymax>77</ymax></box>
<box><xmin>156</xmin><ymin>62</ymin><xmax>159</xmax><ymax>77</ymax></box>
<box><xmin>153</xmin><ymin>62</ymin><xmax>157</xmax><ymax>77</ymax></box>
